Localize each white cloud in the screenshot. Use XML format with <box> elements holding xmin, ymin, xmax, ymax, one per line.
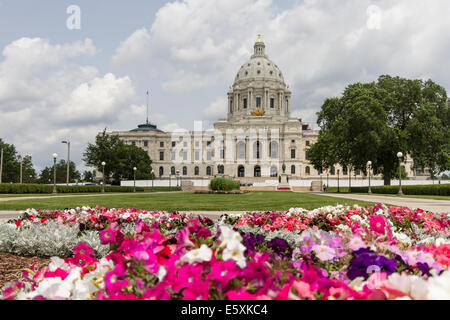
<box><xmin>202</xmin><ymin>97</ymin><xmax>227</xmax><ymax>120</ymax></box>
<box><xmin>0</xmin><ymin>37</ymin><xmax>140</xmax><ymax>171</ymax></box>
<box><xmin>112</xmin><ymin>28</ymin><xmax>152</xmax><ymax>65</ymax></box>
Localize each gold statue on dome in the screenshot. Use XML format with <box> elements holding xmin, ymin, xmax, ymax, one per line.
<box><xmin>257</xmin><ymin>34</ymin><xmax>262</xmax><ymax>42</ymax></box>
<box><xmin>251</xmin><ymin>106</ymin><xmax>266</xmax><ymax>116</ymax></box>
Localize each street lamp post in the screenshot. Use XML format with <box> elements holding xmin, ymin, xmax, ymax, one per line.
<box><xmin>337</xmin><ymin>169</ymin><xmax>340</xmax><ymax>193</ymax></box>
<box><xmin>62</xmin><ymin>141</ymin><xmax>70</xmax><ymax>186</ymax></box>
<box><xmin>101</xmin><ymin>162</ymin><xmax>106</xmax><ymax>194</ymax></box>
<box><xmin>320</xmin><ymin>173</ymin><xmax>323</xmax><ymax>192</ymax></box>
<box><xmin>397</xmin><ymin>152</ymin><xmax>403</xmax><ymax>195</ymax></box>
<box><xmin>327</xmin><ymin>171</ymin><xmax>329</xmax><ymax>190</ymax></box>
<box><xmin>133</xmin><ymin>167</ymin><xmax>137</xmax><ymax>193</ymax></box>
<box><xmin>367</xmin><ymin>161</ymin><xmax>372</xmax><ymax>194</ymax></box>
<box><xmin>19</xmin><ymin>156</ymin><xmax>23</xmax><ymax>184</ymax></box>
<box><xmin>52</xmin><ymin>153</ymin><xmax>58</xmax><ymax>194</ymax></box>
<box><xmin>176</xmin><ymin>170</ymin><xmax>180</xmax><ymax>187</ymax></box>
<box><xmin>0</xmin><ymin>148</ymin><xmax>3</xmax><ymax>184</ymax></box>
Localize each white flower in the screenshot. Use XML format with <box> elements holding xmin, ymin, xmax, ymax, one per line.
<box><xmin>157</xmin><ymin>266</ymin><xmax>167</xmax><ymax>282</ymax></box>
<box><xmin>180</xmin><ymin>245</ymin><xmax>212</xmax><ymax>264</ymax></box>
<box><xmin>427</xmin><ymin>271</ymin><xmax>450</xmax><ymax>300</ymax></box>
<box><xmin>393</xmin><ymin>232</ymin><xmax>412</xmax><ymax>245</ymax></box>
<box><xmin>219</xmin><ymin>225</ymin><xmax>242</xmax><ymax>244</ymax></box>
<box><xmin>222</xmin><ymin>239</ymin><xmax>247</xmax><ymax>268</ymax></box>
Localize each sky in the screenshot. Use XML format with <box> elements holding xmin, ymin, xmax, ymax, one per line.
<box><xmin>0</xmin><ymin>0</ymin><xmax>449</xmax><ymax>173</ymax></box>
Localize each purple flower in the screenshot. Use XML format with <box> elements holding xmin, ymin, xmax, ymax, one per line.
<box><xmin>347</xmin><ymin>249</ymin><xmax>397</xmax><ymax>280</ymax></box>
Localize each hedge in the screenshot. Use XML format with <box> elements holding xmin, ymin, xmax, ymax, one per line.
<box><xmin>209</xmin><ymin>177</ymin><xmax>240</xmax><ymax>191</ymax></box>
<box><xmin>0</xmin><ymin>184</ymin><xmax>144</xmax><ymax>194</ymax></box>
<box><xmin>349</xmin><ymin>184</ymin><xmax>450</xmax><ymax>196</ymax></box>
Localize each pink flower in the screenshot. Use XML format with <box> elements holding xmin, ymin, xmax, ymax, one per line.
<box><xmin>370</xmin><ymin>216</ymin><xmax>386</xmax><ymax>234</ymax></box>
<box><xmin>100</xmin><ymin>227</ymin><xmax>117</xmax><ymax>244</ymax></box>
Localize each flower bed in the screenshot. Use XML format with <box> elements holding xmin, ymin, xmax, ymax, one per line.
<box><xmin>1</xmin><ymin>204</ymin><xmax>449</xmax><ymax>300</ymax></box>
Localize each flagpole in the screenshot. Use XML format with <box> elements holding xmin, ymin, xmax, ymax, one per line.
<box><xmin>146</xmin><ymin>90</ymin><xmax>149</xmax><ymax>124</ymax></box>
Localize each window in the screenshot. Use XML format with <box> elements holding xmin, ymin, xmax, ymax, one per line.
<box><xmin>159</xmin><ymin>167</ymin><xmax>164</xmax><ymax>176</ymax></box>
<box><xmin>207</xmin><ymin>141</ymin><xmax>211</xmax><ymax>146</ymax></box>
<box><xmin>291</xmin><ymin>165</ymin><xmax>296</xmax><ymax>174</ymax></box>
<box><xmin>160</xmin><ymin>142</ymin><xmax>164</xmax><ymax>148</ymax></box>
<box><xmin>195</xmin><ymin>151</ymin><xmax>200</xmax><ymax>161</ymax></box>
<box><xmin>183</xmin><ymin>142</ymin><xmax>188</xmax><ymax>148</ymax></box>
<box><xmin>270</xmin><ymin>166</ymin><xmax>278</xmax><ymax>177</ymax></box>
<box><xmin>343</xmin><ymin>166</ymin><xmax>348</xmax><ymax>175</ymax></box>
<box><xmin>238</xmin><ymin>166</ymin><xmax>245</xmax><ymax>178</ymax></box>
<box><xmin>195</xmin><ymin>141</ymin><xmax>200</xmax><ymax>147</ymax></box>
<box><xmin>194</xmin><ymin>167</ymin><xmax>199</xmax><ymax>176</ymax></box>
<box><xmin>306</xmin><ymin>141</ymin><xmax>310</xmax><ymax>147</ymax></box>
<box><xmin>305</xmin><ymin>166</ymin><xmax>311</xmax><ymax>175</ymax></box>
<box><xmin>132</xmin><ymin>141</ymin><xmax>136</xmax><ymax>146</ymax></box>
<box><xmin>171</xmin><ymin>167</ymin><xmax>176</xmax><ymax>175</ymax></box>
<box><xmin>330</xmin><ymin>167</ymin><xmax>336</xmax><ymax>175</ymax></box>
<box><xmin>144</xmin><ymin>141</ymin><xmax>148</xmax><ymax>147</ymax></box>
<box><xmin>207</xmin><ymin>151</ymin><xmax>212</xmax><ymax>161</ymax></box>
<box><xmin>183</xmin><ymin>166</ymin><xmax>187</xmax><ymax>176</ymax></box>
<box><xmin>218</xmin><ymin>165</ymin><xmax>224</xmax><ymax>174</ymax></box>
<box><xmin>237</xmin><ymin>142</ymin><xmax>246</xmax><ymax>160</ymax></box>
<box><xmin>254</xmin><ymin>166</ymin><xmax>261</xmax><ymax>177</ymax></box>
<box><xmin>183</xmin><ymin>151</ymin><xmax>188</xmax><ymax>161</ymax></box>
<box><xmin>243</xmin><ymin>98</ymin><xmax>247</xmax><ymax>109</ymax></box>
<box><xmin>270</xmin><ymin>141</ymin><xmax>278</xmax><ymax>159</ymax></box>
<box><xmin>256</xmin><ymin>97</ymin><xmax>262</xmax><ymax>108</ymax></box>
<box><xmin>270</xmin><ymin>98</ymin><xmax>275</xmax><ymax>108</ymax></box>
<box><xmin>355</xmin><ymin>169</ymin><xmax>361</xmax><ymax>176</ymax></box>
<box><xmin>291</xmin><ymin>149</ymin><xmax>296</xmax><ymax>159</ymax></box>
<box><xmin>206</xmin><ymin>166</ymin><xmax>212</xmax><ymax>176</ymax></box>
<box><xmin>305</xmin><ymin>151</ymin><xmax>309</xmax><ymax>161</ymax></box>
<box><xmin>160</xmin><ymin>152</ymin><xmax>164</xmax><ymax>161</ymax></box>
<box><xmin>220</xmin><ymin>149</ymin><xmax>225</xmax><ymax>159</ymax></box>
<box><xmin>254</xmin><ymin>141</ymin><xmax>261</xmax><ymax>159</ymax></box>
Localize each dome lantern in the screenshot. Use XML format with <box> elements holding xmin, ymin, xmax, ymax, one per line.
<box><xmin>252</xmin><ymin>34</ymin><xmax>266</xmax><ymax>58</ymax></box>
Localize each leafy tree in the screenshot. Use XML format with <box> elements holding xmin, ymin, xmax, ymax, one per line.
<box><xmin>0</xmin><ymin>139</ymin><xmax>37</xmax><ymax>183</ymax></box>
<box><xmin>82</xmin><ymin>170</ymin><xmax>96</xmax><ymax>183</ymax></box>
<box><xmin>308</xmin><ymin>75</ymin><xmax>450</xmax><ymax>185</ymax></box>
<box><xmin>83</xmin><ymin>130</ymin><xmax>153</xmax><ymax>185</ymax></box>
<box><xmin>39</xmin><ymin>160</ymin><xmax>81</xmax><ymax>184</ymax></box>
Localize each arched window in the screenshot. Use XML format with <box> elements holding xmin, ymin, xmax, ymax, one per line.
<box><xmin>270</xmin><ymin>141</ymin><xmax>278</xmax><ymax>159</ymax></box>
<box><xmin>218</xmin><ymin>165</ymin><xmax>224</xmax><ymax>174</ymax></box>
<box><xmin>330</xmin><ymin>166</ymin><xmax>336</xmax><ymax>175</ymax></box>
<box><xmin>159</xmin><ymin>167</ymin><xmax>164</xmax><ymax>177</ymax></box>
<box><xmin>194</xmin><ymin>167</ymin><xmax>199</xmax><ymax>176</ymax></box>
<box><xmin>171</xmin><ymin>167</ymin><xmax>176</xmax><ymax>176</ymax></box>
<box><xmin>305</xmin><ymin>166</ymin><xmax>311</xmax><ymax>175</ymax></box>
<box><xmin>206</xmin><ymin>166</ymin><xmax>212</xmax><ymax>176</ymax></box>
<box><xmin>270</xmin><ymin>166</ymin><xmax>278</xmax><ymax>177</ymax></box>
<box><xmin>183</xmin><ymin>166</ymin><xmax>187</xmax><ymax>176</ymax></box>
<box><xmin>254</xmin><ymin>166</ymin><xmax>261</xmax><ymax>177</ymax></box>
<box><xmin>291</xmin><ymin>165</ymin><xmax>296</xmax><ymax>174</ymax></box>
<box><xmin>237</xmin><ymin>141</ymin><xmax>246</xmax><ymax>160</ymax></box>
<box><xmin>238</xmin><ymin>166</ymin><xmax>245</xmax><ymax>177</ymax></box>
<box><xmin>253</xmin><ymin>141</ymin><xmax>261</xmax><ymax>160</ymax></box>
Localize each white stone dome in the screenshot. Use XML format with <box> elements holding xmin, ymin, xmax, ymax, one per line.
<box><xmin>233</xmin><ymin>36</ymin><xmax>286</xmax><ymax>87</ymax></box>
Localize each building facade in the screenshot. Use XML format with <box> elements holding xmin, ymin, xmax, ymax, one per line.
<box><xmin>110</xmin><ymin>37</ymin><xmax>417</xmax><ymax>186</ymax></box>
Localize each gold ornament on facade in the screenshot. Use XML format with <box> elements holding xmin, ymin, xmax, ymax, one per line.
<box><xmin>251</xmin><ymin>106</ymin><xmax>266</xmax><ymax>116</ymax></box>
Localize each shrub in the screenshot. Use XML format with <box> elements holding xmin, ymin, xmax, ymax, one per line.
<box><xmin>209</xmin><ymin>177</ymin><xmax>240</xmax><ymax>191</ymax></box>
<box><xmin>0</xmin><ymin>184</ymin><xmax>144</xmax><ymax>194</ymax></box>
<box><xmin>350</xmin><ymin>184</ymin><xmax>450</xmax><ymax>196</ymax></box>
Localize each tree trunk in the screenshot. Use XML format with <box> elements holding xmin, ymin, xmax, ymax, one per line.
<box><xmin>384</xmin><ymin>169</ymin><xmax>391</xmax><ymax>186</ymax></box>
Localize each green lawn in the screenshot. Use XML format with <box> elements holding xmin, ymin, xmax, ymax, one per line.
<box><xmin>0</xmin><ymin>192</ymin><xmax>378</xmax><ymax>212</ymax></box>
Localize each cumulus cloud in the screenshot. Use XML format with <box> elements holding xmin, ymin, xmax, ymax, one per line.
<box><xmin>0</xmin><ymin>37</ymin><xmax>140</xmax><ymax>171</ymax></box>
<box><xmin>114</xmin><ymin>0</ymin><xmax>450</xmax><ymax>122</ymax></box>
<box><xmin>112</xmin><ymin>28</ymin><xmax>152</xmax><ymax>65</ymax></box>
<box><xmin>202</xmin><ymin>97</ymin><xmax>228</xmax><ymax>120</ymax></box>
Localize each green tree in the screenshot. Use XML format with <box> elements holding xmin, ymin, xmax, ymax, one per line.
<box><xmin>0</xmin><ymin>139</ymin><xmax>38</xmax><ymax>183</ymax></box>
<box><xmin>39</xmin><ymin>160</ymin><xmax>81</xmax><ymax>184</ymax></box>
<box><xmin>83</xmin><ymin>130</ymin><xmax>153</xmax><ymax>185</ymax></box>
<box><xmin>19</xmin><ymin>155</ymin><xmax>38</xmax><ymax>183</ymax></box>
<box><xmin>308</xmin><ymin>75</ymin><xmax>450</xmax><ymax>186</ymax></box>
<box><xmin>82</xmin><ymin>170</ymin><xmax>96</xmax><ymax>183</ymax></box>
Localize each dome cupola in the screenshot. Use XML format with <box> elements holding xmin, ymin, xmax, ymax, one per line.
<box><xmin>227</xmin><ymin>36</ymin><xmax>292</xmax><ymax>122</ymax></box>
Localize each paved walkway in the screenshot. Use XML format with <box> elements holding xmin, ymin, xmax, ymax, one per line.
<box><xmin>0</xmin><ymin>191</ymin><xmax>185</xmax><ymax>202</ymax></box>
<box><xmin>316</xmin><ymin>192</ymin><xmax>450</xmax><ymax>213</ymax></box>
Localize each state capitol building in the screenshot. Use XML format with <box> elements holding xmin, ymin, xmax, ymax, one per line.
<box><xmin>110</xmin><ymin>36</ymin><xmax>415</xmax><ymax>189</ymax></box>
